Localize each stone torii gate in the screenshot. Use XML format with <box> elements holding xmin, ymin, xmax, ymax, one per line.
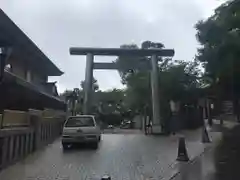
<box><xmin>69</xmin><ymin>47</ymin><xmax>174</xmax><ymax>134</ymax></box>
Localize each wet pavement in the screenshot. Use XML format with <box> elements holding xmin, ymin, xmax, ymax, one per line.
<box><xmin>0</xmin><ymin>129</ymin><xmax>221</xmax><ymax>180</ymax></box>
<box><xmin>170</xmin><ymin>146</ymin><xmax>216</xmax><ymax>180</ymax></box>
<box><xmin>167</xmin><ymin>120</ymin><xmax>238</xmax><ymax>180</ymax></box>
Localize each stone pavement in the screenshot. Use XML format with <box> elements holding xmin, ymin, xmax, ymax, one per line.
<box><xmin>160</xmin><ymin>127</ymin><xmax>221</xmax><ymax>180</ymax></box>
<box><xmin>169</xmin><ymin>140</ymin><xmax>216</xmax><ymax>180</ymax></box>
<box><xmin>167</xmin><ymin>120</ymin><xmax>238</xmax><ymax>180</ymax></box>
<box><xmin>0</xmin><ymin>126</ymin><xmax>223</xmax><ymax>180</ymax></box>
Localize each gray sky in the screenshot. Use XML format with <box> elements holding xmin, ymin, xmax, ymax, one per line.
<box><xmin>0</xmin><ymin>0</ymin><xmax>222</xmax><ymax>92</ymax></box>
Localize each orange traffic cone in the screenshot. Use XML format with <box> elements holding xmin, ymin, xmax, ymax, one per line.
<box><xmin>176</xmin><ymin>137</ymin><xmax>189</xmax><ymax>162</ymax></box>
<box><xmin>202</xmin><ymin>125</ymin><xmax>211</xmax><ymax>143</ymax></box>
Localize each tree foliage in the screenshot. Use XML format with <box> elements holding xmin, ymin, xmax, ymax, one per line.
<box><xmin>61</xmin><ymin>77</ymin><xmax>99</xmax><ymax>115</ymax></box>
<box><xmin>94</xmin><ymin>88</ymin><xmax>126</xmax><ymax>113</ymax></box>
<box><xmin>80</xmin><ymin>77</ymin><xmax>99</xmax><ymax>92</ymax></box>
<box><xmin>61</xmin><ymin>84</ymin><xmax>127</xmax><ymax>117</ymax></box>
<box><xmin>196</xmin><ymin>0</ymin><xmax>240</xmax><ymax>98</ymax></box>
<box><xmin>60</xmin><ymin>88</ymin><xmax>82</xmax><ymax>115</ymax></box>
<box><xmin>114</xmin><ymin>41</ymin><xmax>201</xmax><ymax>115</ymax></box>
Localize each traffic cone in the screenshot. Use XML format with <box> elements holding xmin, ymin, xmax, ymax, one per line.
<box><xmin>176</xmin><ymin>137</ymin><xmax>189</xmax><ymax>162</ymax></box>
<box><xmin>202</xmin><ymin>125</ymin><xmax>211</xmax><ymax>143</ymax></box>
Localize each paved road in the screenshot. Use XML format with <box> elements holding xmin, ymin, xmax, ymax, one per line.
<box><xmin>0</xmin><ymin>129</ymin><xmax>219</xmax><ymax>180</ymax></box>
<box><xmin>102</xmin><ymin>128</ymin><xmax>143</xmax><ymax>134</ymax></box>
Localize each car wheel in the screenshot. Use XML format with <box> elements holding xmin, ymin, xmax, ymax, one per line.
<box><xmin>98</xmin><ymin>136</ymin><xmax>101</xmax><ymax>142</ymax></box>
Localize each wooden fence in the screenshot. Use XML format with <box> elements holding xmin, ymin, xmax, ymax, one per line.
<box><xmin>0</xmin><ymin>111</ymin><xmax>65</xmax><ymax>170</ymax></box>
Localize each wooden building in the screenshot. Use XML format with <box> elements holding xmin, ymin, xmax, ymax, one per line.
<box><xmin>0</xmin><ymin>9</ymin><xmax>66</xmax><ymax>112</ymax></box>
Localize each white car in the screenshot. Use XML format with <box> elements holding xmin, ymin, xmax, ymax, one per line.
<box><xmin>62</xmin><ymin>115</ymin><xmax>101</xmax><ymax>149</ymax></box>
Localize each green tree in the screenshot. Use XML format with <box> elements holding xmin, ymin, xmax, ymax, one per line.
<box><xmin>61</xmin><ymin>78</ymin><xmax>99</xmax><ymax>115</ymax></box>
<box><xmin>115</xmin><ymin>41</ymin><xmax>201</xmax><ymax>130</ymax></box>
<box><xmin>61</xmin><ymin>88</ymin><xmax>82</xmax><ymax>115</ymax></box>
<box><xmin>115</xmin><ymin>44</ymin><xmax>140</xmax><ymax>84</ymax></box>
<box><xmin>80</xmin><ymin>77</ymin><xmax>99</xmax><ymax>92</ymax></box>
<box><xmin>196</xmin><ymin>0</ymin><xmax>240</xmax><ymax>97</ymax></box>
<box><xmin>195</xmin><ymin>0</ymin><xmax>240</xmax><ymax>117</ymax></box>
<box><xmin>114</xmin><ymin>41</ymin><xmax>161</xmax><ymax>112</ymax></box>
<box><xmin>94</xmin><ymin>88</ymin><xmax>126</xmax><ymax>114</ymax></box>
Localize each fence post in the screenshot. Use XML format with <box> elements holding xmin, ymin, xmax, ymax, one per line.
<box><xmin>30</xmin><ymin>114</ymin><xmax>41</xmax><ymax>150</ymax></box>
<box><xmin>24</xmin><ymin>133</ymin><xmax>29</xmax><ymax>155</ymax></box>
<box><xmin>8</xmin><ymin>136</ymin><xmax>14</xmax><ymax>161</ymax></box>
<box><xmin>13</xmin><ymin>135</ymin><xmax>20</xmax><ymax>161</ymax></box>
<box><xmin>0</xmin><ymin>137</ymin><xmax>8</xmax><ymax>169</ymax></box>
<box><xmin>29</xmin><ymin>131</ymin><xmax>34</xmax><ymax>153</ymax></box>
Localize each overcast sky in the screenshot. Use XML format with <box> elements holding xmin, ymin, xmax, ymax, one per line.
<box><xmin>0</xmin><ymin>0</ymin><xmax>223</xmax><ymax>92</ymax></box>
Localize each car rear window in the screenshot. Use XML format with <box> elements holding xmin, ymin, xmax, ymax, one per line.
<box><xmin>65</xmin><ymin>116</ymin><xmax>95</xmax><ymax>127</ymax></box>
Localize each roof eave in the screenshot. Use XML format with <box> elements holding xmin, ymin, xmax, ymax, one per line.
<box><xmin>0</xmin><ymin>9</ymin><xmax>63</xmax><ymax>77</ymax></box>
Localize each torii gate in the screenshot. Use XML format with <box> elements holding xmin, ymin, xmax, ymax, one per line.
<box><xmin>69</xmin><ymin>47</ymin><xmax>174</xmax><ymax>134</ymax></box>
